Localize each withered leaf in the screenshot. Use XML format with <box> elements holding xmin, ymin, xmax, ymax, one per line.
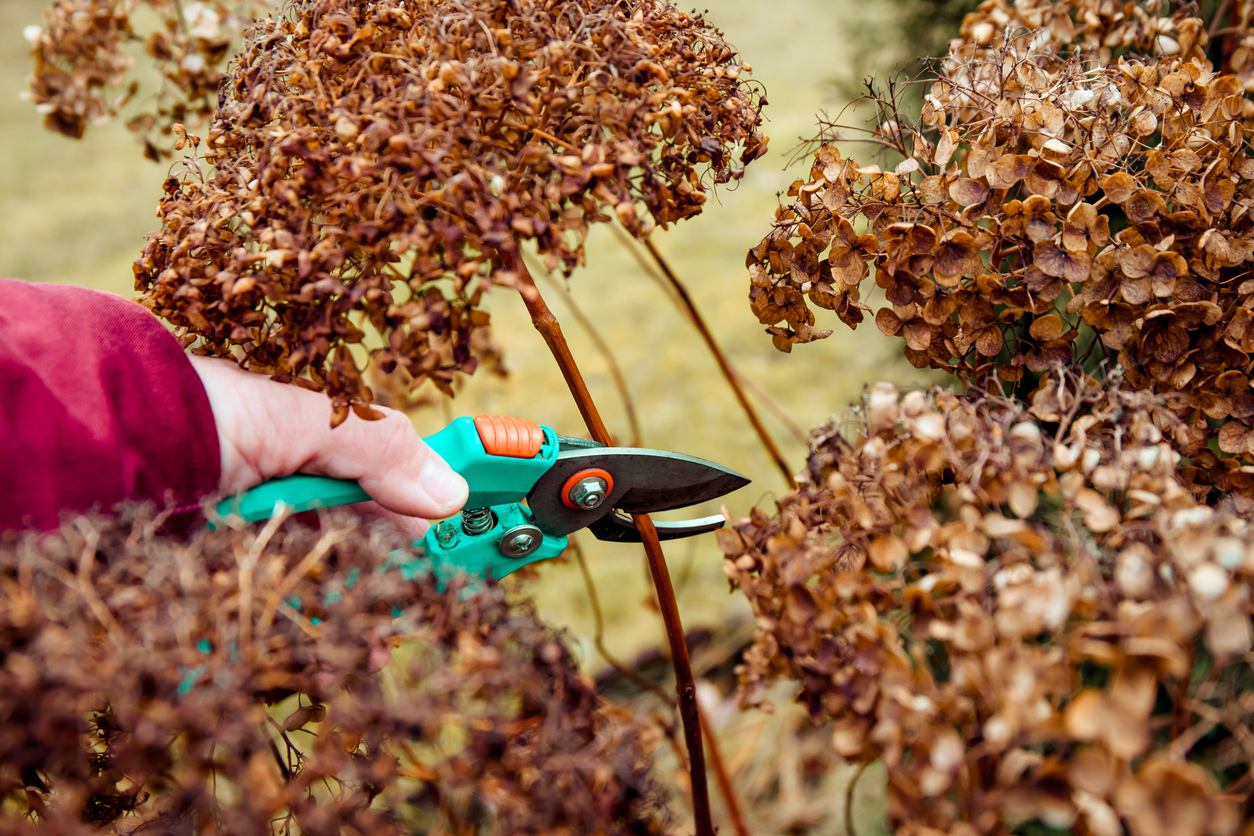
<box><xmin>868</xmin><ymin>534</ymin><xmax>908</xmax><ymax>571</ymax></box>
<box><xmin>950</xmin><ymin>177</ymin><xmax>990</xmax><ymax>206</ymax></box>
<box><xmin>1029</xmin><ymin>314</ymin><xmax>1066</xmax><ymax>341</ymax></box>
<box><xmin>1034</xmin><ymin>242</ymin><xmax>1092</xmax><ymax>283</ymax></box>
<box><xmin>987</xmin><ymin>154</ymin><xmax>1035</xmax><ymax>189</ymax></box>
<box><xmin>1102</xmin><ymin>172</ymin><xmax>1138</xmax><ymax>204</ymax></box>
<box><xmin>934</xmin><ymin>231</ymin><xmax>980</xmax><ymax>285</ymax></box>
<box><xmin>974</xmin><ymin>325</ymin><xmax>1004</xmax><ymax>356</ymax></box>
<box><xmin>1218</xmin><ymin>421</ymin><xmax>1254</xmax><ymax>455</ymax></box>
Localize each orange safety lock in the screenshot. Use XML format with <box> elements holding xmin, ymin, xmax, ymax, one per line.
<box><xmin>473</xmin><ymin>414</ymin><xmax>545</xmax><ymax>458</ymax></box>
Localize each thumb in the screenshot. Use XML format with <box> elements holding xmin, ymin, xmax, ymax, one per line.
<box><xmin>320</xmin><ymin>408</ymin><xmax>469</xmax><ymax>520</ymax></box>
<box><xmin>191</xmin><ymin>356</ymin><xmax>468</xmax><ymax>519</ymax></box>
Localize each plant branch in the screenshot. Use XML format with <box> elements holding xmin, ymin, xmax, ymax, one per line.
<box><xmin>573</xmin><ymin>536</ymin><xmax>748</xmax><ymax>835</ymax></box>
<box><xmin>509</xmin><ymin>249</ymin><xmax>714</xmax><ymax>836</ymax></box>
<box><xmin>571</xmin><ymin>534</ymin><xmax>669</xmax><ymax>701</ymax></box>
<box><xmin>610</xmin><ymin>226</ymin><xmax>807</xmax><ymax>446</ymax></box>
<box><xmin>728</xmin><ymin>362</ymin><xmax>809</xmax><ymax>446</ymax></box>
<box><xmin>845</xmin><ymin>761</ymin><xmax>871</xmax><ymax>836</ymax></box>
<box><xmin>640</xmin><ymin>237</ymin><xmax>796</xmax><ymax>488</ymax></box>
<box><xmin>510</xmin><ymin>256</ymin><xmax>610</xmax><ymax>440</ymax></box>
<box><xmin>631</xmin><ymin>512</ymin><xmax>714</xmax><ymax>834</ymax></box>
<box><xmin>531</xmin><ymin>259</ymin><xmax>643</xmax><ymax>446</ymax></box>
<box><xmin>698</xmin><ymin>703</ymin><xmax>751</xmax><ymax>836</ymax></box>
<box><xmin>1208</xmin><ymin>0</ymin><xmax>1233</xmax><ymax>41</ymax></box>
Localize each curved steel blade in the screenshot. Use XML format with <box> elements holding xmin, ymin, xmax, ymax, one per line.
<box><xmin>526</xmin><ymin>447</ymin><xmax>749</xmax><ymax>538</ymax></box>
<box><xmin>586</xmin><ymin>510</ymin><xmax>728</xmax><ymax>543</ymax></box>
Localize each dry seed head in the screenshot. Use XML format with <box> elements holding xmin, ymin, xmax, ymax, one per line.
<box><xmin>131</xmin><ymin>0</ymin><xmax>765</xmax><ymax>418</ymax></box>
<box><xmin>0</xmin><ymin>505</ymin><xmax>668</xmax><ymax>833</ymax></box>
<box><xmin>747</xmin><ymin>0</ymin><xmax>1254</xmax><ymax>501</ymax></box>
<box><xmin>28</xmin><ymin>0</ymin><xmax>278</xmax><ymax>156</ymax></box>
<box><xmin>733</xmin><ymin>3</ymin><xmax>1254</xmax><ymax>833</ymax></box>
<box><xmin>721</xmin><ymin>368</ymin><xmax>1251</xmax><ymax>836</ymax></box>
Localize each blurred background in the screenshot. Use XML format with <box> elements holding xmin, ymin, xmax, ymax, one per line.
<box><xmin>0</xmin><ymin>0</ymin><xmax>964</xmax><ymax>830</ymax></box>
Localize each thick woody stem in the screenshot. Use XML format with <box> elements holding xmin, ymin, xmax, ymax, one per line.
<box><xmin>641</xmin><ymin>238</ymin><xmax>796</xmax><ymax>489</ymax></box>
<box><xmin>532</xmin><ymin>263</ymin><xmax>643</xmax><ymax>446</ymax></box>
<box><xmin>512</xmin><ymin>274</ymin><xmax>610</xmax><ymax>441</ymax></box>
<box><xmin>576</xmin><ymin>536</ymin><xmax>749</xmax><ymax>834</ymax></box>
<box><xmin>631</xmin><ymin>513</ymin><xmax>714</xmax><ymax>833</ymax></box>
<box><xmin>510</xmin><ymin>252</ymin><xmax>715</xmax><ymax>836</ymax></box>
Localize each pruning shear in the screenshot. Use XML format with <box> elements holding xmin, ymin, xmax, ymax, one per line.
<box><xmin>214</xmin><ymin>415</ymin><xmax>749</xmax><ymax>580</ymax></box>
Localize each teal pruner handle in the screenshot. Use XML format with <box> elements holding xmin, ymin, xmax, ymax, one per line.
<box><xmin>213</xmin><ymin>415</ymin><xmax>559</xmax><ymax>524</ymax></box>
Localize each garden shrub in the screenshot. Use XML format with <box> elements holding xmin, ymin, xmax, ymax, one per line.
<box><xmin>130</xmin><ymin>0</ymin><xmax>766</xmax><ymax>421</ymax></box>
<box><xmin>722</xmin><ymin>372</ymin><xmax>1251</xmax><ymax>836</ymax></box>
<box><xmin>747</xmin><ymin>0</ymin><xmax>1254</xmax><ymax>503</ymax></box>
<box><xmin>0</xmin><ymin>506</ymin><xmax>666</xmax><ymax>834</ymax></box>
<box><xmin>735</xmin><ymin>1</ymin><xmax>1254</xmax><ymax>833</ymax></box>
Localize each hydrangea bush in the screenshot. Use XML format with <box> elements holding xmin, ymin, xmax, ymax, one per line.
<box><xmin>733</xmin><ymin>1</ymin><xmax>1254</xmax><ymax>833</ymax></box>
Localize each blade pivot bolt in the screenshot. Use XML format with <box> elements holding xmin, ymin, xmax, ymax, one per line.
<box><xmin>499</xmin><ymin>524</ymin><xmax>543</xmax><ymax>557</ymax></box>
<box><xmin>461</xmin><ymin>507</ymin><xmax>496</xmax><ymax>536</ymax></box>
<box><xmin>561</xmin><ymin>468</ymin><xmax>614</xmax><ymax>510</ymax></box>
<box><xmin>569</xmin><ymin>476</ymin><xmax>609</xmax><ymax>509</ymax></box>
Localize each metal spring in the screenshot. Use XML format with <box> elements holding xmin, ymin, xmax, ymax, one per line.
<box><xmin>461</xmin><ymin>507</ymin><xmax>496</xmax><ymax>535</ymax></box>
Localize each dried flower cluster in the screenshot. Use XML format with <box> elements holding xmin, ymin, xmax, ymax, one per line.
<box><xmin>0</xmin><ymin>505</ymin><xmax>666</xmax><ymax>834</ymax></box>
<box><xmin>127</xmin><ymin>0</ymin><xmax>766</xmax><ymax>420</ymax></box>
<box><xmin>746</xmin><ymin>0</ymin><xmax>1254</xmax><ymax>497</ymax></box>
<box><xmin>735</xmin><ymin>4</ymin><xmax>1254</xmax><ymax>832</ymax></box>
<box><xmin>721</xmin><ymin>372</ymin><xmax>1254</xmax><ymax>836</ymax></box>
<box><xmin>26</xmin><ymin>0</ymin><xmax>275</xmax><ymax>156</ymax></box>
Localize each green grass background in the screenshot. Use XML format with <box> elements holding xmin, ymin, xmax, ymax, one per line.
<box><xmin>0</xmin><ymin>2</ymin><xmax>931</xmax><ymax>829</ymax></box>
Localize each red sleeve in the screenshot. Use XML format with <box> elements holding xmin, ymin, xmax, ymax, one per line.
<box><xmin>0</xmin><ymin>280</ymin><xmax>221</xmax><ymax>532</ymax></box>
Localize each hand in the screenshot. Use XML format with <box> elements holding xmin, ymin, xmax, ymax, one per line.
<box><xmin>189</xmin><ymin>356</ymin><xmax>468</xmax><ymax>541</ymax></box>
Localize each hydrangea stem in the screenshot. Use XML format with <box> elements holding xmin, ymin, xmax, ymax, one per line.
<box><xmin>640</xmin><ymin>238</ymin><xmax>796</xmax><ymax>489</ymax></box>
<box><xmin>510</xmin><ymin>250</ymin><xmax>714</xmax><ymax>836</ymax></box>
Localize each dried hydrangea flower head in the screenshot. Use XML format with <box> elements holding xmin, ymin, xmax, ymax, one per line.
<box><xmin>733</xmin><ymin>3</ymin><xmax>1254</xmax><ymax>832</ymax></box>
<box><xmin>0</xmin><ymin>506</ymin><xmax>668</xmax><ymax>833</ymax></box>
<box><xmin>721</xmin><ymin>371</ymin><xmax>1252</xmax><ymax>836</ymax></box>
<box><xmin>746</xmin><ymin>0</ymin><xmax>1254</xmax><ymax>498</ymax></box>
<box><xmin>26</xmin><ymin>0</ymin><xmax>277</xmax><ymax>157</ymax></box>
<box><xmin>132</xmin><ymin>0</ymin><xmax>766</xmax><ymax>423</ymax></box>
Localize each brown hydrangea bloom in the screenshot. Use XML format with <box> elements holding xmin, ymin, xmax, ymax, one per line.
<box><xmin>720</xmin><ymin>371</ymin><xmax>1252</xmax><ymax>836</ymax></box>
<box><xmin>746</xmin><ymin>0</ymin><xmax>1254</xmax><ymax>496</ymax></box>
<box><xmin>132</xmin><ymin>0</ymin><xmax>766</xmax><ymax>421</ymax></box>
<box><xmin>26</xmin><ymin>0</ymin><xmax>276</xmax><ymax>157</ymax></box>
<box><xmin>0</xmin><ymin>506</ymin><xmax>668</xmax><ymax>834</ymax></box>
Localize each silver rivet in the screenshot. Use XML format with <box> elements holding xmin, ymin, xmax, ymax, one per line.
<box><xmin>499</xmin><ymin>524</ymin><xmax>544</xmax><ymax>558</ymax></box>
<box><xmin>568</xmin><ymin>477</ymin><xmax>608</xmax><ymax>510</ymax></box>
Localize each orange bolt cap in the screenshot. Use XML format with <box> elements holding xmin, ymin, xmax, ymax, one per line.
<box><xmin>560</xmin><ymin>468</ymin><xmax>614</xmax><ymax>510</ymax></box>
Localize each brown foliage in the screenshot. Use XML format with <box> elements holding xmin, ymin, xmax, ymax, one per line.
<box><xmin>746</xmin><ymin>0</ymin><xmax>1254</xmax><ymax>499</ymax></box>
<box><xmin>721</xmin><ymin>372</ymin><xmax>1253</xmax><ymax>836</ymax></box>
<box><xmin>736</xmin><ymin>5</ymin><xmax>1254</xmax><ymax>833</ymax></box>
<box><xmin>0</xmin><ymin>506</ymin><xmax>667</xmax><ymax>834</ymax></box>
<box><xmin>26</xmin><ymin>0</ymin><xmax>276</xmax><ymax>156</ymax></box>
<box><xmin>127</xmin><ymin>0</ymin><xmax>765</xmax><ymax>420</ymax></box>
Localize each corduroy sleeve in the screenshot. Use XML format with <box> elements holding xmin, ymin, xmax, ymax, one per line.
<box><xmin>0</xmin><ymin>280</ymin><xmax>221</xmax><ymax>532</ymax></box>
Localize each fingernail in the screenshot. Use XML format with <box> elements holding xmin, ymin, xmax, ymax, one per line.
<box><xmin>419</xmin><ymin>456</ymin><xmax>468</xmax><ymax>510</ymax></box>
